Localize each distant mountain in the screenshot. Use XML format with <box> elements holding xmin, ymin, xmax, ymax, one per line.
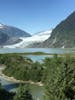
<box><xmin>36</xmin><ymin>11</ymin><xmax>75</xmax><ymax>48</ymax></box>
<box><xmin>0</xmin><ymin>31</ymin><xmax>9</xmax><ymax>45</ymax></box>
<box><xmin>3</xmin><ymin>30</ymin><xmax>52</xmax><ymax>48</ymax></box>
<box><xmin>0</xmin><ymin>24</ymin><xmax>31</xmax><ymax>45</ymax></box>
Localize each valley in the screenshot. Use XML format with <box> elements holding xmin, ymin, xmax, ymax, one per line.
<box><xmin>0</xmin><ymin>11</ymin><xmax>75</xmax><ymax>99</ymax></box>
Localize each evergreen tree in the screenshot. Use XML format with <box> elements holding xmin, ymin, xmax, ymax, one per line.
<box><xmin>44</xmin><ymin>55</ymin><xmax>75</xmax><ymax>100</ymax></box>
<box><xmin>14</xmin><ymin>84</ymin><xmax>33</xmax><ymax>100</ymax></box>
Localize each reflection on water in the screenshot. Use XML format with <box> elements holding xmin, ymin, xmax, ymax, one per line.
<box><xmin>0</xmin><ymin>76</ymin><xmax>44</xmax><ymax>100</ymax></box>
<box><xmin>0</xmin><ymin>76</ymin><xmax>17</xmax><ymax>92</ymax></box>
<box><xmin>3</xmin><ymin>83</ymin><xmax>18</xmax><ymax>92</ymax></box>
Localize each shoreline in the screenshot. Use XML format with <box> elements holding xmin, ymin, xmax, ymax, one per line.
<box><xmin>0</xmin><ymin>66</ymin><xmax>43</xmax><ymax>87</ymax></box>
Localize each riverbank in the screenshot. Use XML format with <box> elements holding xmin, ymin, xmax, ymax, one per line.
<box><xmin>0</xmin><ymin>65</ymin><xmax>43</xmax><ymax>87</ymax></box>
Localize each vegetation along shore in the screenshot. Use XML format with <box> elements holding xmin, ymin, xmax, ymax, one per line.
<box><xmin>0</xmin><ymin>53</ymin><xmax>75</xmax><ymax>99</ymax></box>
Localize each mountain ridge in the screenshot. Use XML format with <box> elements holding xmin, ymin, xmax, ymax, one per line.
<box><xmin>0</xmin><ymin>24</ymin><xmax>31</xmax><ymax>45</ymax></box>
<box><xmin>35</xmin><ymin>11</ymin><xmax>75</xmax><ymax>48</ymax></box>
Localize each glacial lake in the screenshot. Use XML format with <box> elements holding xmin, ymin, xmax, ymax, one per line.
<box><xmin>0</xmin><ymin>48</ymin><xmax>75</xmax><ymax>54</ymax></box>
<box><xmin>0</xmin><ymin>48</ymin><xmax>75</xmax><ymax>100</ymax></box>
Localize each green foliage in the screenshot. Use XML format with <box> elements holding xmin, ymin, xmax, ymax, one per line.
<box><xmin>1</xmin><ymin>53</ymin><xmax>75</xmax><ymax>100</ymax></box>
<box><xmin>0</xmin><ymin>54</ymin><xmax>44</xmax><ymax>82</ymax></box>
<box><xmin>44</xmin><ymin>55</ymin><xmax>75</xmax><ymax>100</ymax></box>
<box><xmin>30</xmin><ymin>61</ymin><xmax>44</xmax><ymax>82</ymax></box>
<box><xmin>14</xmin><ymin>84</ymin><xmax>33</xmax><ymax>100</ymax></box>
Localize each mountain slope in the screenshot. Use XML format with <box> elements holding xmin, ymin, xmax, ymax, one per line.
<box><xmin>0</xmin><ymin>24</ymin><xmax>31</xmax><ymax>45</ymax></box>
<box><xmin>37</xmin><ymin>11</ymin><xmax>75</xmax><ymax>48</ymax></box>
<box><xmin>0</xmin><ymin>31</ymin><xmax>9</xmax><ymax>45</ymax></box>
<box><xmin>0</xmin><ymin>24</ymin><xmax>31</xmax><ymax>37</ymax></box>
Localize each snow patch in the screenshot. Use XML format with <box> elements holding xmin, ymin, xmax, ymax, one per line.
<box><xmin>35</xmin><ymin>30</ymin><xmax>52</xmax><ymax>36</ymax></box>
<box><xmin>0</xmin><ymin>23</ymin><xmax>4</xmax><ymax>28</ymax></box>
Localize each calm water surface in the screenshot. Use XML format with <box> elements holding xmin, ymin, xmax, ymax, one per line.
<box><xmin>0</xmin><ymin>76</ymin><xmax>44</xmax><ymax>100</ymax></box>
<box><xmin>0</xmin><ymin>48</ymin><xmax>75</xmax><ymax>54</ymax></box>
<box><xmin>25</xmin><ymin>55</ymin><xmax>52</xmax><ymax>62</ymax></box>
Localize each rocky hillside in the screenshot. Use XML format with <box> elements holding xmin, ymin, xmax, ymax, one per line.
<box><xmin>0</xmin><ymin>31</ymin><xmax>9</xmax><ymax>45</ymax></box>
<box><xmin>0</xmin><ymin>24</ymin><xmax>31</xmax><ymax>45</ymax></box>
<box><xmin>36</xmin><ymin>11</ymin><xmax>75</xmax><ymax>48</ymax></box>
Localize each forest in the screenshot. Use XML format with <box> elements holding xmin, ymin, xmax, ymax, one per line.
<box><xmin>0</xmin><ymin>53</ymin><xmax>75</xmax><ymax>100</ymax></box>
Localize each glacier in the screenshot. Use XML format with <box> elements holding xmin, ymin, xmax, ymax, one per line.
<box><xmin>3</xmin><ymin>30</ymin><xmax>52</xmax><ymax>48</ymax></box>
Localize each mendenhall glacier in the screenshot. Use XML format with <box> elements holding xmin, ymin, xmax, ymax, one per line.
<box><xmin>3</xmin><ymin>30</ymin><xmax>52</xmax><ymax>48</ymax></box>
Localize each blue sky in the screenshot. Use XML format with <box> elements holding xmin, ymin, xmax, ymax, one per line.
<box><xmin>0</xmin><ymin>0</ymin><xmax>75</xmax><ymax>34</ymax></box>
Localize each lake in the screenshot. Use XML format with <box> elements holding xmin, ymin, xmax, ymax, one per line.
<box><xmin>0</xmin><ymin>48</ymin><xmax>75</xmax><ymax>62</ymax></box>
<box><xmin>0</xmin><ymin>48</ymin><xmax>75</xmax><ymax>54</ymax></box>
<box><xmin>24</xmin><ymin>55</ymin><xmax>52</xmax><ymax>62</ymax></box>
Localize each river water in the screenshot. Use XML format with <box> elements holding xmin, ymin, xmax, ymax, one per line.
<box><xmin>0</xmin><ymin>75</ymin><xmax>44</xmax><ymax>100</ymax></box>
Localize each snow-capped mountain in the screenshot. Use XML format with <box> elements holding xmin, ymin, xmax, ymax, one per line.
<box><xmin>4</xmin><ymin>29</ymin><xmax>52</xmax><ymax>48</ymax></box>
